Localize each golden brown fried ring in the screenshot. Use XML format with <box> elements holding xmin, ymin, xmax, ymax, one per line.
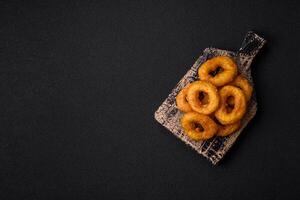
<box><xmin>216</xmin><ymin>121</ymin><xmax>241</xmax><ymax>137</ymax></box>
<box><xmin>198</xmin><ymin>56</ymin><xmax>238</xmax><ymax>87</ymax></box>
<box><xmin>181</xmin><ymin>112</ymin><xmax>218</xmax><ymax>141</ymax></box>
<box><xmin>230</xmin><ymin>75</ymin><xmax>253</xmax><ymax>102</ymax></box>
<box><xmin>176</xmin><ymin>83</ymin><xmax>193</xmax><ymax>112</ymax></box>
<box><xmin>187</xmin><ymin>81</ymin><xmax>219</xmax><ymax>115</ymax></box>
<box><xmin>215</xmin><ymin>85</ymin><xmax>246</xmax><ymax>125</ymax></box>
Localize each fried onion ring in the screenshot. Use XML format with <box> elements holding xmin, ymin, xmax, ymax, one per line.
<box><xmin>176</xmin><ymin>83</ymin><xmax>193</xmax><ymax>112</ymax></box>
<box><xmin>198</xmin><ymin>56</ymin><xmax>238</xmax><ymax>87</ymax></box>
<box><xmin>230</xmin><ymin>75</ymin><xmax>253</xmax><ymax>102</ymax></box>
<box><xmin>187</xmin><ymin>81</ymin><xmax>219</xmax><ymax>115</ymax></box>
<box><xmin>181</xmin><ymin>112</ymin><xmax>218</xmax><ymax>140</ymax></box>
<box><xmin>215</xmin><ymin>85</ymin><xmax>246</xmax><ymax>124</ymax></box>
<box><xmin>216</xmin><ymin>120</ymin><xmax>241</xmax><ymax>137</ymax></box>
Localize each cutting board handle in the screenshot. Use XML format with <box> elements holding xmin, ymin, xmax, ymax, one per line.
<box><xmin>238</xmin><ymin>31</ymin><xmax>266</xmax><ymax>57</ymax></box>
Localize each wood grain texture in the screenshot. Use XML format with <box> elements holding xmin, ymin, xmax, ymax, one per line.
<box><xmin>154</xmin><ymin>32</ymin><xmax>266</xmax><ymax>165</ymax></box>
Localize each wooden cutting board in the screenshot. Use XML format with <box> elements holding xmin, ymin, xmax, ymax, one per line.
<box><xmin>154</xmin><ymin>31</ymin><xmax>266</xmax><ymax>165</ymax></box>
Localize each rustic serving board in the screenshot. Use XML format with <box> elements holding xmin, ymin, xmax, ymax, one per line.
<box><xmin>154</xmin><ymin>31</ymin><xmax>266</xmax><ymax>165</ymax></box>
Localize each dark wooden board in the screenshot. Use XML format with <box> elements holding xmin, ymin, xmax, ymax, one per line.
<box><xmin>154</xmin><ymin>32</ymin><xmax>266</xmax><ymax>165</ymax></box>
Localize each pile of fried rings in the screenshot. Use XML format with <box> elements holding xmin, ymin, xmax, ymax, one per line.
<box><xmin>176</xmin><ymin>56</ymin><xmax>253</xmax><ymax>141</ymax></box>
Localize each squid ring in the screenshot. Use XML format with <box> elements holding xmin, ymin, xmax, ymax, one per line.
<box><xmin>231</xmin><ymin>75</ymin><xmax>253</xmax><ymax>102</ymax></box>
<box><xmin>216</xmin><ymin>121</ymin><xmax>241</xmax><ymax>137</ymax></box>
<box><xmin>176</xmin><ymin>83</ymin><xmax>193</xmax><ymax>112</ymax></box>
<box><xmin>181</xmin><ymin>112</ymin><xmax>218</xmax><ymax>140</ymax></box>
<box><xmin>187</xmin><ymin>81</ymin><xmax>219</xmax><ymax>115</ymax></box>
<box><xmin>198</xmin><ymin>56</ymin><xmax>238</xmax><ymax>87</ymax></box>
<box><xmin>215</xmin><ymin>85</ymin><xmax>246</xmax><ymax>124</ymax></box>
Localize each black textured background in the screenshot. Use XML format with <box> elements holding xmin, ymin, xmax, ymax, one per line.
<box><xmin>1</xmin><ymin>1</ymin><xmax>300</xmax><ymax>199</ymax></box>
